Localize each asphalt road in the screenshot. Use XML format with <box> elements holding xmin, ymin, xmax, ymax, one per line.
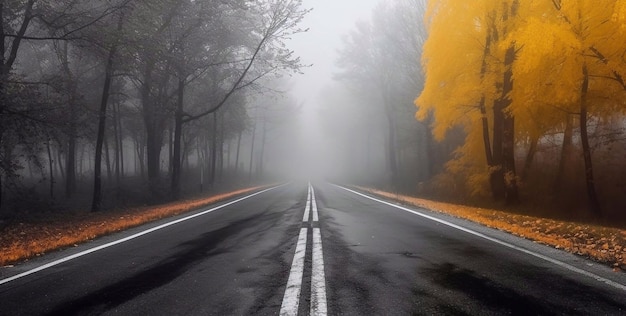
<box><xmin>1</xmin><ymin>182</ymin><xmax>625</xmax><ymax>315</ymax></box>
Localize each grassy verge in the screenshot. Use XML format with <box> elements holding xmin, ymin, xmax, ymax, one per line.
<box><xmin>360</xmin><ymin>187</ymin><xmax>626</xmax><ymax>272</ymax></box>
<box><xmin>0</xmin><ymin>185</ymin><xmax>267</xmax><ymax>267</ymax></box>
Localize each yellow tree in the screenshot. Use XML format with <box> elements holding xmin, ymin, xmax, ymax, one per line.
<box><xmin>417</xmin><ymin>0</ymin><xmax>525</xmax><ymax>204</ymax></box>
<box><xmin>543</xmin><ymin>0</ymin><xmax>626</xmax><ymax>216</ymax></box>
<box><xmin>418</xmin><ymin>0</ymin><xmax>626</xmax><ymax>215</ymax></box>
<box><xmin>504</xmin><ymin>1</ymin><xmax>582</xmax><ymax>191</ymax></box>
<box><xmin>510</xmin><ymin>0</ymin><xmax>626</xmax><ymax>215</ymax></box>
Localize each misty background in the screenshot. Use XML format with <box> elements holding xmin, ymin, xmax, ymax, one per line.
<box><xmin>2</xmin><ymin>0</ymin><xmax>626</xmax><ymax>223</ymax></box>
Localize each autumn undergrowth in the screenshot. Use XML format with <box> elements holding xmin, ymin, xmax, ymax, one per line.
<box><xmin>0</xmin><ymin>186</ymin><xmax>266</xmax><ymax>267</ymax></box>
<box><xmin>360</xmin><ymin>187</ymin><xmax>626</xmax><ymax>272</ymax></box>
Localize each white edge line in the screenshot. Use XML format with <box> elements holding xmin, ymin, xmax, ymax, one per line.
<box><xmin>280</xmin><ymin>227</ymin><xmax>308</xmax><ymax>316</ymax></box>
<box><xmin>311</xmin><ymin>227</ymin><xmax>328</xmax><ymax>316</ymax></box>
<box><xmin>0</xmin><ymin>184</ymin><xmax>285</xmax><ymax>286</ymax></box>
<box><xmin>334</xmin><ymin>184</ymin><xmax>626</xmax><ymax>292</ymax></box>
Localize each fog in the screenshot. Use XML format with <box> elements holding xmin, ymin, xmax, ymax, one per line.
<box><xmin>280</xmin><ymin>0</ymin><xmax>380</xmax><ymax>180</ymax></box>
<box><xmin>0</xmin><ymin>0</ymin><xmax>431</xmax><ymax>214</ymax></box>
<box><xmin>4</xmin><ymin>0</ymin><xmax>625</xmax><ymax>221</ymax></box>
<box><xmin>281</xmin><ymin>0</ymin><xmax>422</xmax><ymax>184</ymax></box>
<box><xmin>4</xmin><ymin>5</ymin><xmax>626</xmax><ymax>313</ymax></box>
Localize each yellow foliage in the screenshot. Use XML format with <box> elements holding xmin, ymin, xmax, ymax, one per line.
<box><xmin>417</xmin><ymin>0</ymin><xmax>487</xmax><ymax>140</ymax></box>
<box><xmin>417</xmin><ymin>0</ymin><xmax>626</xmax><ymax>196</ymax></box>
<box><xmin>613</xmin><ymin>0</ymin><xmax>626</xmax><ymax>30</ymax></box>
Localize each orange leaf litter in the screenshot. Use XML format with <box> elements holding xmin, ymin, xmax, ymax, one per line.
<box><xmin>0</xmin><ymin>186</ymin><xmax>265</xmax><ymax>266</ymax></box>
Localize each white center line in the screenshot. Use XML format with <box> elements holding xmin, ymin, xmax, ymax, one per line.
<box><xmin>282</xmin><ymin>183</ymin><xmax>329</xmax><ymax>315</ymax></box>
<box><xmin>311</xmin><ymin>186</ymin><xmax>319</xmax><ymax>222</ymax></box>
<box><xmin>303</xmin><ymin>184</ymin><xmax>311</xmax><ymax>222</ymax></box>
<box><xmin>310</xmin><ymin>227</ymin><xmax>328</xmax><ymax>316</ymax></box>
<box><xmin>280</xmin><ymin>228</ymin><xmax>309</xmax><ymax>316</ymax></box>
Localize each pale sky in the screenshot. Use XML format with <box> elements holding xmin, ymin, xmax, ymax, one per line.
<box><xmin>287</xmin><ymin>0</ymin><xmax>381</xmax><ymax>105</ymax></box>
<box><xmin>284</xmin><ymin>0</ymin><xmax>382</xmax><ymax>177</ymax></box>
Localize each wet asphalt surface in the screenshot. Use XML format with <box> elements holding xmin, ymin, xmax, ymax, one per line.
<box><xmin>1</xmin><ymin>181</ymin><xmax>625</xmax><ymax>315</ymax></box>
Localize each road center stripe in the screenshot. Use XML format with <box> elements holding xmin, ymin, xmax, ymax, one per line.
<box><xmin>335</xmin><ymin>185</ymin><xmax>626</xmax><ymax>292</ymax></box>
<box><xmin>311</xmin><ymin>186</ymin><xmax>319</xmax><ymax>222</ymax></box>
<box><xmin>280</xmin><ymin>228</ymin><xmax>308</xmax><ymax>316</ymax></box>
<box><xmin>303</xmin><ymin>184</ymin><xmax>311</xmax><ymax>222</ymax></box>
<box><xmin>311</xmin><ymin>228</ymin><xmax>328</xmax><ymax>316</ymax></box>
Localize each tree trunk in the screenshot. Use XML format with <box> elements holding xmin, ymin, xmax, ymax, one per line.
<box><xmin>117</xmin><ymin>102</ymin><xmax>125</xmax><ymax>178</ymax></box>
<box><xmin>500</xmin><ymin>45</ymin><xmax>519</xmax><ymax>205</ymax></box>
<box><xmin>480</xmin><ymin>96</ymin><xmax>494</xmax><ymax>166</ymax></box>
<box><xmin>56</xmin><ymin>144</ymin><xmax>65</xmax><ymax>183</ymax></box>
<box><xmin>141</xmin><ymin>61</ymin><xmax>164</xmax><ymax>197</ymax></box>
<box><xmin>197</xmin><ymin>138</ymin><xmax>204</xmax><ymax>192</ymax></box>
<box><xmin>46</xmin><ymin>140</ymin><xmax>54</xmax><ymax>200</ymax></box>
<box><xmin>248</xmin><ymin>119</ymin><xmax>257</xmax><ymax>181</ymax></box>
<box><xmin>218</xmin><ymin>112</ymin><xmax>224</xmax><ymax>178</ymax></box>
<box><xmin>491</xmin><ymin>44</ymin><xmax>519</xmax><ymax>203</ymax></box>
<box><xmin>482</xmin><ymin>95</ymin><xmax>503</xmax><ymax>200</ymax></box>
<box><xmin>135</xmin><ymin>138</ymin><xmax>145</xmax><ymax>179</ymax></box>
<box><xmin>502</xmin><ymin>115</ymin><xmax>519</xmax><ymax>204</ymax></box>
<box><xmin>168</xmin><ymin>121</ymin><xmax>174</xmax><ymax>176</ymax></box>
<box><xmin>183</xmin><ymin>133</ymin><xmax>190</xmax><ymax>172</ymax></box>
<box><xmin>491</xmin><ymin>99</ymin><xmax>506</xmax><ymax>200</ymax></box>
<box><xmin>78</xmin><ymin>145</ymin><xmax>84</xmax><ymax>178</ymax></box>
<box><xmin>204</xmin><ymin>135</ymin><xmax>210</xmax><ymax>185</ymax></box>
<box><xmin>383</xmin><ymin>103</ymin><xmax>398</xmax><ymax>188</ymax></box>
<box><xmin>0</xmin><ymin>4</ymin><xmax>4</xmax><ymax>211</ymax></box>
<box><xmin>90</xmin><ymin>9</ymin><xmax>127</xmax><ymax>211</ymax></box>
<box><xmin>0</xmin><ymin>167</ymin><xmax>2</xmax><ymax>211</ymax></box>
<box><xmin>258</xmin><ymin>118</ymin><xmax>267</xmax><ymax>177</ymax></box>
<box><xmin>226</xmin><ymin>139</ymin><xmax>231</xmax><ymax>172</ymax></box>
<box><xmin>235</xmin><ymin>130</ymin><xmax>242</xmax><ymax>175</ymax></box>
<box><xmin>65</xmin><ymin>133</ymin><xmax>76</xmax><ymax>198</ymax></box>
<box><xmin>59</xmin><ymin>41</ymin><xmax>77</xmax><ymax>199</ymax></box>
<box><xmin>145</xmin><ymin>123</ymin><xmax>162</xmax><ymax>193</ymax></box>
<box><xmin>423</xmin><ymin>114</ymin><xmax>439</xmax><ymax>179</ymax></box>
<box><xmin>104</xmin><ymin>136</ymin><xmax>112</xmax><ymax>181</ymax></box>
<box><xmin>91</xmin><ymin>43</ymin><xmax>116</xmax><ymax>212</ymax></box>
<box><xmin>555</xmin><ymin>113</ymin><xmax>574</xmax><ymax>195</ymax></box>
<box><xmin>521</xmin><ymin>135</ymin><xmax>539</xmax><ymax>181</ymax></box>
<box><xmin>113</xmin><ymin>101</ymin><xmax>121</xmax><ymax>185</ymax></box>
<box><xmin>0</xmin><ymin>136</ymin><xmax>8</xmax><ymax>211</ymax></box>
<box><xmin>171</xmin><ymin>78</ymin><xmax>184</xmax><ymax>200</ymax></box>
<box><xmin>210</xmin><ymin>112</ymin><xmax>218</xmax><ymax>185</ymax></box>
<box><xmin>579</xmin><ymin>64</ymin><xmax>602</xmax><ymax>216</ymax></box>
<box><xmin>479</xmin><ymin>27</ymin><xmax>499</xmax><ymax>197</ymax></box>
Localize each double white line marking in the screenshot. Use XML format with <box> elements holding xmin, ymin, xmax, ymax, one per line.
<box><xmin>280</xmin><ymin>183</ymin><xmax>327</xmax><ymax>316</ymax></box>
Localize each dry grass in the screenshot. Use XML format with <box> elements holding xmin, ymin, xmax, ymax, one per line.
<box><xmin>0</xmin><ymin>186</ymin><xmax>265</xmax><ymax>266</ymax></box>
<box><xmin>362</xmin><ymin>188</ymin><xmax>626</xmax><ymax>271</ymax></box>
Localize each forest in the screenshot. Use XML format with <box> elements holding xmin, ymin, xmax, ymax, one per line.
<box><xmin>327</xmin><ymin>0</ymin><xmax>626</xmax><ymax>223</ymax></box>
<box><xmin>3</xmin><ymin>0</ymin><xmax>626</xmax><ymax>224</ymax></box>
<box><xmin>0</xmin><ymin>0</ymin><xmax>306</xmax><ymax>214</ymax></box>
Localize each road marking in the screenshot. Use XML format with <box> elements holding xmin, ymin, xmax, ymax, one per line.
<box><xmin>282</xmin><ymin>183</ymin><xmax>328</xmax><ymax>315</ymax></box>
<box><xmin>311</xmin><ymin>186</ymin><xmax>319</xmax><ymax>222</ymax></box>
<box><xmin>303</xmin><ymin>184</ymin><xmax>311</xmax><ymax>222</ymax></box>
<box><xmin>280</xmin><ymin>228</ymin><xmax>308</xmax><ymax>316</ymax></box>
<box><xmin>0</xmin><ymin>185</ymin><xmax>285</xmax><ymax>286</ymax></box>
<box><xmin>311</xmin><ymin>228</ymin><xmax>328</xmax><ymax>316</ymax></box>
<box><xmin>335</xmin><ymin>185</ymin><xmax>626</xmax><ymax>292</ymax></box>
